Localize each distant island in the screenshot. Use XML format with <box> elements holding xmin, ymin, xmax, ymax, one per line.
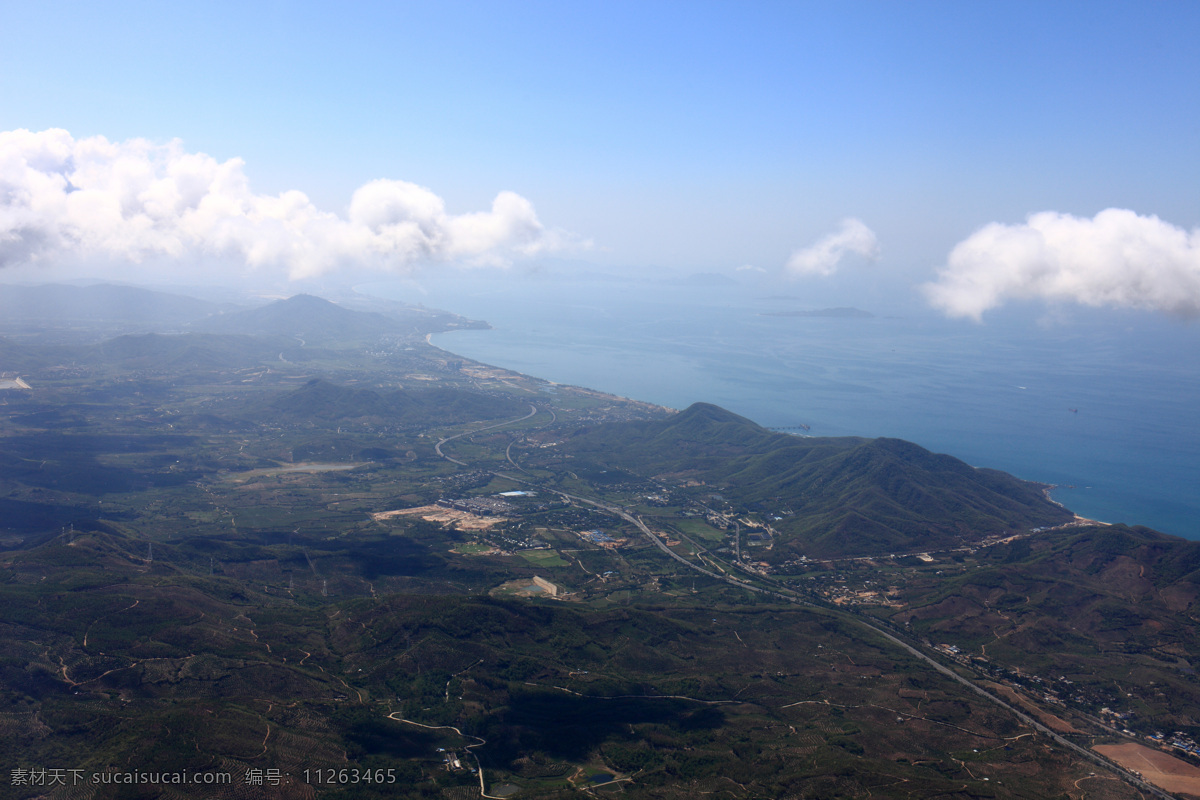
<box><xmin>670</xmin><ymin>271</ymin><xmax>741</xmax><ymax>286</ymax></box>
<box><xmin>760</xmin><ymin>306</ymin><xmax>875</xmax><ymax>318</ymax></box>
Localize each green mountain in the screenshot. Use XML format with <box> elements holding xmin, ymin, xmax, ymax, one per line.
<box><xmin>899</xmin><ymin>524</ymin><xmax>1200</xmax><ymax>658</ymax></box>
<box><xmin>887</xmin><ymin>524</ymin><xmax>1200</xmax><ymax>729</ymax></box>
<box><xmin>562</xmin><ymin>402</ymin><xmax>1072</xmax><ymax>558</ymax></box>
<box><xmin>192</xmin><ymin>293</ymin><xmax>492</xmax><ymax>343</ymax></box>
<box><xmin>192</xmin><ymin>294</ymin><xmax>422</xmax><ymax>344</ymax></box>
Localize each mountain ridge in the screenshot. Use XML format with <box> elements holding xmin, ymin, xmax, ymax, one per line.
<box><xmin>560</xmin><ymin>401</ymin><xmax>1072</xmax><ymax>558</ymax></box>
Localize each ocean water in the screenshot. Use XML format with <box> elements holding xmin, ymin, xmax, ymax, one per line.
<box><xmin>361</xmin><ymin>277</ymin><xmax>1200</xmax><ymax>540</ymax></box>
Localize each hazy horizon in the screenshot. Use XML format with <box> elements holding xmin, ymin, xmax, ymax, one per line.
<box><xmin>2</xmin><ymin>1</ymin><xmax>1198</xmax><ymax>535</ymax></box>
<box><xmin>1</xmin><ymin>2</ymin><xmax>1197</xmax><ymax>317</ymax></box>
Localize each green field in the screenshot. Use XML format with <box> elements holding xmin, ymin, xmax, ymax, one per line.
<box><xmin>674</xmin><ymin>517</ymin><xmax>727</xmax><ymax>542</ymax></box>
<box><xmin>519</xmin><ymin>549</ymin><xmax>570</xmax><ymax>567</ymax></box>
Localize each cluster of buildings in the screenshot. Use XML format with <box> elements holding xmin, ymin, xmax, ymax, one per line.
<box><xmin>436</xmin><ymin>749</ymin><xmax>475</xmax><ymax>773</ymax></box>
<box><xmin>797</xmin><ymin>573</ymin><xmax>902</xmax><ymax>607</ymax></box>
<box><xmin>1154</xmin><ymin>732</ymin><xmax>1200</xmax><ymax>758</ymax></box>
<box><xmin>489</xmin><ymin>531</ymin><xmax>549</xmax><ymax>551</ymax></box>
<box><xmin>578</xmin><ymin>529</ymin><xmax>619</xmax><ymax>547</ymax></box>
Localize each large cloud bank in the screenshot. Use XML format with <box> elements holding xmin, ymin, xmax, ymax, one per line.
<box><xmin>785</xmin><ymin>218</ymin><xmax>879</xmax><ymax>277</ymax></box>
<box><xmin>925</xmin><ymin>209</ymin><xmax>1200</xmax><ymax>320</ymax></box>
<box><xmin>0</xmin><ymin>128</ymin><xmax>569</xmax><ymax>278</ymax></box>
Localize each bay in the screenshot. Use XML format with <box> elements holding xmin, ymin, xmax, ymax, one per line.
<box><xmin>361</xmin><ymin>276</ymin><xmax>1200</xmax><ymax>540</ymax></box>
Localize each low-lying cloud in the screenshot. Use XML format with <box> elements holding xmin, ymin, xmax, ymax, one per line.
<box><xmin>0</xmin><ymin>128</ymin><xmax>573</xmax><ymax>279</ymax></box>
<box><xmin>925</xmin><ymin>208</ymin><xmax>1200</xmax><ymax>320</ymax></box>
<box><xmin>785</xmin><ymin>218</ymin><xmax>879</xmax><ymax>277</ymax></box>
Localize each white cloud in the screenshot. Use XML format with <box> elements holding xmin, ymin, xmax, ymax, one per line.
<box><xmin>0</xmin><ymin>128</ymin><xmax>576</xmax><ymax>279</ymax></box>
<box><xmin>785</xmin><ymin>218</ymin><xmax>879</xmax><ymax>277</ymax></box>
<box><xmin>924</xmin><ymin>209</ymin><xmax>1200</xmax><ymax>321</ymax></box>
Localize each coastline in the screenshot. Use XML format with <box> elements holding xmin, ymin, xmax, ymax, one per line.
<box><xmin>424</xmin><ymin>319</ymin><xmax>1185</xmax><ymax>540</ymax></box>
<box><xmin>428</xmin><ymin>329</ymin><xmax>1093</xmax><ymax>525</ymax></box>
<box><xmin>427</xmin><ymin>326</ymin><xmax>1099</xmax><ymax>522</ymax></box>
<box><xmin>423</xmin><ymin>332</ymin><xmax>674</xmax><ymax>417</ymax></box>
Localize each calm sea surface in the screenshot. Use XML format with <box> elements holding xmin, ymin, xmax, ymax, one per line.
<box><xmin>362</xmin><ymin>277</ymin><xmax>1200</xmax><ymax>540</ymax></box>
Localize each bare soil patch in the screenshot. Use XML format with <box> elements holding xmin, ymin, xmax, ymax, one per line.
<box><xmin>372</xmin><ymin>504</ymin><xmax>506</xmax><ymax>531</ymax></box>
<box><xmin>1093</xmin><ymin>742</ymin><xmax>1200</xmax><ymax>797</ymax></box>
<box><xmin>979</xmin><ymin>681</ymin><xmax>1080</xmax><ymax>734</ymax></box>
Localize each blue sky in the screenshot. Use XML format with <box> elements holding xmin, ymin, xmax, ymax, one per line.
<box><xmin>2</xmin><ymin>0</ymin><xmax>1199</xmax><ymax>313</ymax></box>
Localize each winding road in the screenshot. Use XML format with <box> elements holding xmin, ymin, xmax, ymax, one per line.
<box><xmin>434</xmin><ymin>404</ymin><xmax>539</xmax><ymax>466</ymax></box>
<box><xmin>429</xmin><ymin>416</ymin><xmax>1175</xmax><ymax>799</ymax></box>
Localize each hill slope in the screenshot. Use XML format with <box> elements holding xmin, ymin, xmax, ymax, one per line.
<box><xmin>190</xmin><ymin>294</ymin><xmax>406</xmax><ymax>344</ymax></box>
<box><xmin>562</xmin><ymin>403</ymin><xmax>1072</xmax><ymax>558</ymax></box>
<box><xmin>0</xmin><ymin>283</ymin><xmax>222</xmax><ymax>328</ymax></box>
<box><xmin>190</xmin><ymin>293</ymin><xmax>488</xmax><ymax>345</ymax></box>
<box><xmin>899</xmin><ymin>524</ymin><xmax>1200</xmax><ymax>654</ymax></box>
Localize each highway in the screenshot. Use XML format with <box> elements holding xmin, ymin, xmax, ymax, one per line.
<box><xmin>533</xmin><ymin>488</ymin><xmax>1175</xmax><ymax>798</ymax></box>
<box><xmin>433</xmin><ymin>404</ymin><xmax>539</xmax><ymax>466</ymax></box>
<box><xmin>431</xmin><ymin>420</ymin><xmax>1176</xmax><ymax>799</ymax></box>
